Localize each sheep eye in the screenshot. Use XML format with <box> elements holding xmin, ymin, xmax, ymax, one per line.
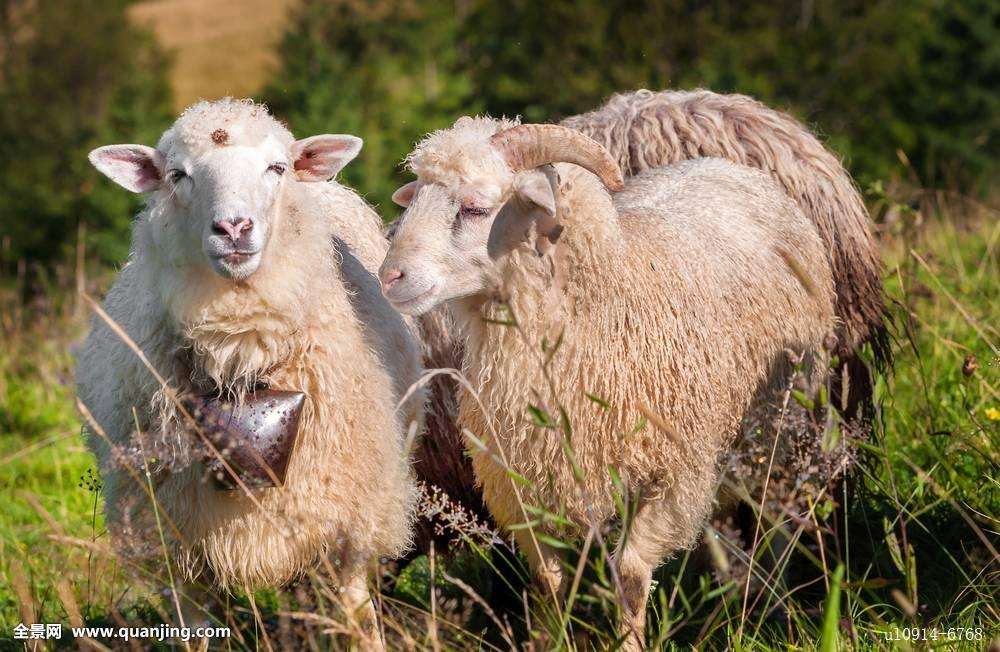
<box><xmin>167</xmin><ymin>169</ymin><xmax>187</xmax><ymax>183</ymax></box>
<box><xmin>459</xmin><ymin>205</ymin><xmax>490</xmax><ymax>219</ymax></box>
<box><xmin>267</xmin><ymin>162</ymin><xmax>287</xmax><ymax>175</ymax></box>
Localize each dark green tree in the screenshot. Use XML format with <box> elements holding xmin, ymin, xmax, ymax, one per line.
<box><xmin>265</xmin><ymin>0</ymin><xmax>997</xmax><ymax>203</ymax></box>
<box><xmin>262</xmin><ymin>0</ymin><xmax>479</xmax><ymax>216</ymax></box>
<box><xmin>464</xmin><ymin>0</ymin><xmax>997</xmax><ymax>192</ymax></box>
<box><xmin>892</xmin><ymin>0</ymin><xmax>999</xmax><ymax>191</ymax></box>
<box><xmin>0</xmin><ymin>0</ymin><xmax>173</xmax><ymax>269</ymax></box>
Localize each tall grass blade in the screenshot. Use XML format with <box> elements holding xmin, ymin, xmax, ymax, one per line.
<box><xmin>820</xmin><ymin>564</ymin><xmax>844</xmax><ymax>652</ymax></box>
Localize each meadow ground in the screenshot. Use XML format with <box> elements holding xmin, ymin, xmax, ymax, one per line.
<box><xmin>0</xmin><ymin>200</ymin><xmax>996</xmax><ymax>649</ymax></box>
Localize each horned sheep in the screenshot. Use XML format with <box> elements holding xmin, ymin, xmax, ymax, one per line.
<box><xmin>77</xmin><ymin>99</ymin><xmax>422</xmax><ymax>638</ymax></box>
<box><xmin>379</xmin><ymin>117</ymin><xmax>850</xmax><ymax>648</ymax></box>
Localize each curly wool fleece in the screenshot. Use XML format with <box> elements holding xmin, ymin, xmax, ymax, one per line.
<box><xmin>78</xmin><ymin>100</ymin><xmax>422</xmax><ymax>589</ymax></box>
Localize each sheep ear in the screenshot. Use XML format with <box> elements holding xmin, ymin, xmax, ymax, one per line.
<box><xmin>88</xmin><ymin>145</ymin><xmax>164</xmax><ymax>193</ymax></box>
<box><xmin>515</xmin><ymin>173</ymin><xmax>556</xmax><ymax>217</ymax></box>
<box><xmin>514</xmin><ymin>168</ymin><xmax>562</xmax><ymax>254</ymax></box>
<box><xmin>392</xmin><ymin>181</ymin><xmax>420</xmax><ymax>207</ymax></box>
<box><xmin>292</xmin><ymin>134</ymin><xmax>362</xmax><ymax>182</ymax></box>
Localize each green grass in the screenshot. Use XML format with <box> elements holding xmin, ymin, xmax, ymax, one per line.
<box><xmin>0</xmin><ymin>208</ymin><xmax>996</xmax><ymax>649</ymax></box>
<box><xmin>0</xmin><ymin>291</ymin><xmax>111</xmax><ymax>635</ymax></box>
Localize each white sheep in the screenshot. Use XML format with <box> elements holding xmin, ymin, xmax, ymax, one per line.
<box><xmin>378</xmin><ymin>117</ymin><xmax>844</xmax><ymax>648</ymax></box>
<box><xmin>78</xmin><ymin>98</ymin><xmax>422</xmax><ymax>641</ymax></box>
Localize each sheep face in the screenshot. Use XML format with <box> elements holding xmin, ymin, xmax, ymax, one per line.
<box><xmin>159</xmin><ymin>140</ymin><xmax>288</xmax><ymax>280</ymax></box>
<box><xmin>379</xmin><ymin>119</ymin><xmax>551</xmax><ymax>316</ymax></box>
<box><xmin>89</xmin><ymin>99</ymin><xmax>362</xmax><ymax>282</ymax></box>
<box><xmin>380</xmin><ymin>116</ymin><xmax>623</xmax><ymax>316</ymax></box>
<box><xmin>379</xmin><ymin>175</ymin><xmax>525</xmax><ymax>316</ymax></box>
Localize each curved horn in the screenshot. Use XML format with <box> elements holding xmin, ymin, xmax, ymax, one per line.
<box><xmin>490</xmin><ymin>124</ymin><xmax>625</xmax><ymax>192</ymax></box>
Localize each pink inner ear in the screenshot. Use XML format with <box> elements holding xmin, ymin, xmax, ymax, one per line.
<box><xmin>293</xmin><ymin>153</ymin><xmax>325</xmax><ymax>173</ymax></box>
<box><xmin>293</xmin><ymin>142</ymin><xmax>351</xmax><ymax>172</ymax></box>
<box><xmin>103</xmin><ymin>148</ymin><xmax>161</xmax><ymax>190</ymax></box>
<box><xmin>130</xmin><ymin>154</ymin><xmax>162</xmax><ymax>187</ymax></box>
<box><xmin>291</xmin><ymin>136</ymin><xmax>361</xmax><ymax>181</ymax></box>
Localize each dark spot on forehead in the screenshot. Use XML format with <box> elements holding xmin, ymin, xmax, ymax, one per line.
<box><xmin>211</xmin><ymin>128</ymin><xmax>229</xmax><ymax>145</ymax></box>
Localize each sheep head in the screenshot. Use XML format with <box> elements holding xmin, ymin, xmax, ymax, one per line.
<box><xmin>380</xmin><ymin>117</ymin><xmax>623</xmax><ymax>315</ymax></box>
<box><xmin>88</xmin><ymin>98</ymin><xmax>362</xmax><ymax>282</ymax></box>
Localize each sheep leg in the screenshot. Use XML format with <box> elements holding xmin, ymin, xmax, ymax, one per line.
<box><xmin>485</xmin><ymin>486</ymin><xmax>566</xmax><ymax>599</ymax></box>
<box><xmin>173</xmin><ymin>581</ymin><xmax>220</xmax><ymax>627</ymax></box>
<box><xmin>342</xmin><ymin>574</ymin><xmax>383</xmax><ymax>651</ymax></box>
<box><xmin>512</xmin><ymin>527</ymin><xmax>566</xmax><ymax>601</ymax></box>
<box><xmin>510</xmin><ymin>527</ymin><xmax>566</xmax><ymax>647</ymax></box>
<box><xmin>613</xmin><ymin>479</ymin><xmax>716</xmax><ymax>651</ymax></box>
<box><xmin>613</xmin><ymin>528</ymin><xmax>657</xmax><ymax>651</ymax></box>
<box><xmin>175</xmin><ymin>582</ymin><xmax>220</xmax><ymax>652</ymax></box>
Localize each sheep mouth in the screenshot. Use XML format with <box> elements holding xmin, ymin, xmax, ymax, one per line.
<box><xmin>210</xmin><ymin>250</ymin><xmax>263</xmax><ymax>280</ymax></box>
<box><xmin>211</xmin><ymin>248</ymin><xmax>261</xmax><ymax>263</ymax></box>
<box><xmin>220</xmin><ymin>251</ymin><xmax>258</xmax><ymax>264</ymax></box>
<box><xmin>386</xmin><ymin>283</ymin><xmax>439</xmax><ymax>314</ymax></box>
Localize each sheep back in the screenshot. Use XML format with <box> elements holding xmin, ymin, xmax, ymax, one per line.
<box><xmin>561</xmin><ymin>89</ymin><xmax>886</xmax><ymax>367</ymax></box>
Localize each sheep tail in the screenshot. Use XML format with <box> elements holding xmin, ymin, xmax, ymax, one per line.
<box><xmin>562</xmin><ymin>89</ymin><xmax>892</xmax><ymax>414</ymax></box>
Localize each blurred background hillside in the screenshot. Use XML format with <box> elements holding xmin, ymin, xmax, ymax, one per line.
<box><xmin>0</xmin><ymin>0</ymin><xmax>996</xmax><ymax>271</ymax></box>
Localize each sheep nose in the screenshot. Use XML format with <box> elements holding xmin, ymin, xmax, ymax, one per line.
<box><xmin>213</xmin><ymin>217</ymin><xmax>253</xmax><ymax>241</ymax></box>
<box><xmin>379</xmin><ymin>267</ymin><xmax>405</xmax><ymax>291</ymax></box>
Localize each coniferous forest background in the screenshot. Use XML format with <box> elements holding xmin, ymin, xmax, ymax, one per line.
<box><xmin>1</xmin><ymin>0</ymin><xmax>996</xmax><ymax>267</ymax></box>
